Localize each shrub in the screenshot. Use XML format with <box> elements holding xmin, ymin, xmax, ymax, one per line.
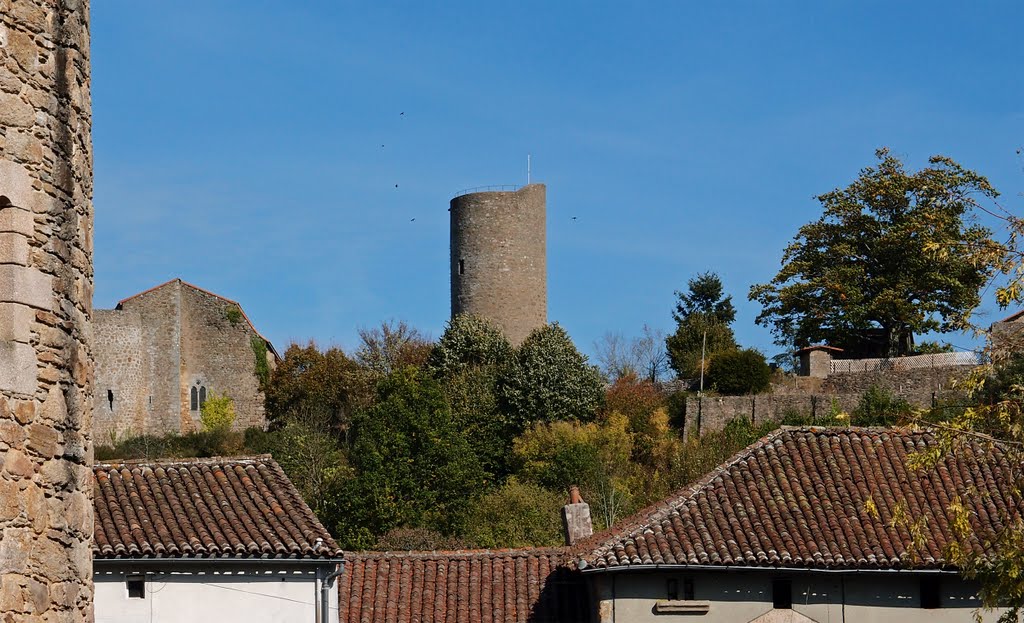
<box><xmin>201</xmin><ymin>393</ymin><xmax>236</xmax><ymax>434</ymax></box>
<box><xmin>850</xmin><ymin>385</ymin><xmax>912</xmax><ymax>425</ymax></box>
<box><xmin>463</xmin><ymin>479</ymin><xmax>565</xmax><ymax>548</ymax></box>
<box><xmin>705</xmin><ymin>349</ymin><xmax>771</xmax><ymax>395</ymax></box>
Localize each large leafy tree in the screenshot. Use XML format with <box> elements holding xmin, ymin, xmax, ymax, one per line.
<box><xmin>749</xmin><ymin>148</ymin><xmax>1002</xmax><ymax>357</ymax></box>
<box><xmin>263</xmin><ymin>343</ymin><xmax>371</xmax><ymax>434</ymax></box>
<box><xmin>497</xmin><ymin>323</ymin><xmax>604</xmax><ymax>429</ymax></box>
<box><xmin>338</xmin><ymin>368</ymin><xmax>486</xmax><ymax>547</ymax></box>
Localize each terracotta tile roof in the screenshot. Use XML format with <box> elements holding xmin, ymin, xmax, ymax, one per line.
<box><xmin>93</xmin><ymin>455</ymin><xmax>342</xmax><ymax>560</ymax></box>
<box><xmin>577</xmin><ymin>427</ymin><xmax>1018</xmax><ymax>571</ymax></box>
<box><xmin>338</xmin><ymin>549</ymin><xmax>588</xmax><ymax>623</ymax></box>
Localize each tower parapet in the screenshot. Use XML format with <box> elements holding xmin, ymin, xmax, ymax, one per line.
<box><xmin>0</xmin><ymin>2</ymin><xmax>94</xmax><ymax>619</ymax></box>
<box><xmin>450</xmin><ymin>183</ymin><xmax>547</xmax><ymax>345</ymax></box>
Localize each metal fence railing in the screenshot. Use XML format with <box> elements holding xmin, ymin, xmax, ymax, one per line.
<box><xmin>829</xmin><ymin>351</ymin><xmax>980</xmax><ymax>374</ymax></box>
<box><xmin>453</xmin><ymin>184</ymin><xmax>520</xmax><ymax>197</ymax></box>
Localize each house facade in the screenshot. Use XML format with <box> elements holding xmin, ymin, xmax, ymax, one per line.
<box><xmin>93</xmin><ymin>279</ymin><xmax>279</xmax><ymax>442</ymax></box>
<box><xmin>92</xmin><ymin>456</ymin><xmax>342</xmax><ymax>623</ymax></box>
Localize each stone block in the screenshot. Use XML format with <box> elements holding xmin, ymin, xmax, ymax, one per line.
<box><xmin>0</xmin><ymin>264</ymin><xmax>52</xmax><ymax>310</ymax></box>
<box><xmin>0</xmin><ymin>478</ymin><xmax>21</xmax><ymax>521</ymax></box>
<box><xmin>3</xmin><ymin>448</ymin><xmax>34</xmax><ymax>478</ymax></box>
<box><xmin>0</xmin><ymin>91</ymin><xmax>34</xmax><ymax>127</ymax></box>
<box><xmin>0</xmin><ymin>419</ymin><xmax>26</xmax><ymax>447</ymax></box>
<box><xmin>0</xmin><ymin>303</ymin><xmax>33</xmax><ymax>343</ymax></box>
<box><xmin>0</xmin><ymin>207</ymin><xmax>34</xmax><ymax>236</ymax></box>
<box><xmin>26</xmin><ymin>423</ymin><xmax>57</xmax><ymax>457</ymax></box>
<box><xmin>0</xmin><ymin>341</ymin><xmax>36</xmax><ymax>396</ymax></box>
<box><xmin>0</xmin><ymin>232</ymin><xmax>30</xmax><ymax>265</ymax></box>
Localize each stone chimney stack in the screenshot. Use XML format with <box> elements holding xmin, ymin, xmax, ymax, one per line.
<box><xmin>561</xmin><ymin>485</ymin><xmax>594</xmax><ymax>545</ymax></box>
<box><xmin>1</xmin><ymin>1</ymin><xmax>94</xmax><ymax>620</ymax></box>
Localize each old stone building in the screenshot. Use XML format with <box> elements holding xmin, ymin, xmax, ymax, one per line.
<box><xmin>0</xmin><ymin>1</ymin><xmax>96</xmax><ymax>619</ymax></box>
<box><xmin>450</xmin><ymin>184</ymin><xmax>547</xmax><ymax>345</ymax></box>
<box><xmin>93</xmin><ymin>279</ymin><xmax>278</xmax><ymax>443</ymax></box>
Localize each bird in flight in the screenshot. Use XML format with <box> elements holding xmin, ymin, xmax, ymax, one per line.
<box><xmin>410</xmin><ymin>218</ymin><xmax>416</xmax><ymax>222</ymax></box>
<box><xmin>571</xmin><ymin>216</ymin><xmax>578</xmax><ymax>221</ymax></box>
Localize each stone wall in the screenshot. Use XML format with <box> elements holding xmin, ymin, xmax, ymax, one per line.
<box><xmin>0</xmin><ymin>1</ymin><xmax>95</xmax><ymax>619</ymax></box>
<box><xmin>179</xmin><ymin>284</ymin><xmax>267</xmax><ymax>431</ymax></box>
<box><xmin>450</xmin><ymin>184</ymin><xmax>547</xmax><ymax>345</ymax></box>
<box><xmin>93</xmin><ymin>280</ymin><xmax>271</xmax><ymax>440</ymax></box>
<box><xmin>681</xmin><ymin>365</ymin><xmax>972</xmax><ymax>438</ymax></box>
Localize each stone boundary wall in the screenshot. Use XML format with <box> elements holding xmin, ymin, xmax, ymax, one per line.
<box><xmin>680</xmin><ymin>365</ymin><xmax>975</xmax><ymax>438</ymax></box>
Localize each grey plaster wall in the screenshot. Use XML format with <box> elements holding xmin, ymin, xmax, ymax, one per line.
<box><xmin>0</xmin><ymin>1</ymin><xmax>95</xmax><ymax>618</ymax></box>
<box><xmin>450</xmin><ymin>184</ymin><xmax>547</xmax><ymax>345</ymax></box>
<box><xmin>590</xmin><ymin>570</ymin><xmax>998</xmax><ymax>623</ymax></box>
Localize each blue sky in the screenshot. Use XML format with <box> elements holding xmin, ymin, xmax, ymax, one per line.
<box><xmin>91</xmin><ymin>1</ymin><xmax>1023</xmax><ymax>359</ymax></box>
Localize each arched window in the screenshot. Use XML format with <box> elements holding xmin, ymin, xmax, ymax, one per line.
<box><xmin>191</xmin><ymin>383</ymin><xmax>208</xmax><ymax>412</ymax></box>
<box><xmin>190</xmin><ymin>386</ymin><xmax>198</xmax><ymax>411</ymax></box>
<box><xmin>199</xmin><ymin>386</ymin><xmax>207</xmax><ymax>408</ymax></box>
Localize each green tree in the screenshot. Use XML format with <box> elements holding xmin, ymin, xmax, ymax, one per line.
<box><xmin>749</xmin><ymin>148</ymin><xmax>1002</xmax><ymax>357</ymax></box>
<box><xmin>673</xmin><ymin>272</ymin><xmax>736</xmax><ymax>325</ymax></box>
<box><xmin>339</xmin><ymin>368</ymin><xmax>486</xmax><ymax>545</ymax></box>
<box><xmin>498</xmin><ymin>323</ymin><xmax>604</xmax><ymax>429</ymax></box>
<box><xmin>705</xmin><ymin>348</ymin><xmax>772</xmax><ymax>395</ymax></box>
<box><xmin>263</xmin><ymin>343</ymin><xmax>370</xmax><ymax>435</ymax></box>
<box><xmin>666</xmin><ymin>312</ymin><xmax>738</xmax><ymax>381</ymax></box>
<box><xmin>427</xmin><ymin>314</ymin><xmax>513</xmax><ymax>378</ymax></box>
<box><xmin>429</xmin><ymin>314</ymin><xmax>516</xmax><ymax>481</ymax></box>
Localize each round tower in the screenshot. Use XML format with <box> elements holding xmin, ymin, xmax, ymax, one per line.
<box><xmin>0</xmin><ymin>2</ymin><xmax>94</xmax><ymax>619</ymax></box>
<box><xmin>450</xmin><ymin>183</ymin><xmax>547</xmax><ymax>345</ymax></box>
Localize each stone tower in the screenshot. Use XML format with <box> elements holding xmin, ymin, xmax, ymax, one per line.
<box><xmin>0</xmin><ymin>1</ymin><xmax>95</xmax><ymax>620</ymax></box>
<box><xmin>450</xmin><ymin>184</ymin><xmax>547</xmax><ymax>345</ymax></box>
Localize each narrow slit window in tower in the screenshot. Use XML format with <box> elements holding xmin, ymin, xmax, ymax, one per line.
<box><xmin>107</xmin><ymin>389</ymin><xmax>114</xmax><ymax>411</ymax></box>
<box><xmin>459</xmin><ymin>259</ymin><xmax>465</xmax><ymax>275</ymax></box>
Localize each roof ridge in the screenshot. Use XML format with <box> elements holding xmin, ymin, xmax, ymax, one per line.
<box><xmin>95</xmin><ymin>454</ymin><xmax>274</xmax><ymax>468</ymax></box>
<box><xmin>345</xmin><ymin>547</ymin><xmax>568</xmax><ymax>560</ymax></box>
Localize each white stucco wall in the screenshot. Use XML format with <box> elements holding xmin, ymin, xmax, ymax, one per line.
<box><xmin>590</xmin><ymin>570</ymin><xmax>1002</xmax><ymax>623</ymax></box>
<box><xmin>95</xmin><ymin>568</ymin><xmax>339</xmax><ymax>623</ymax></box>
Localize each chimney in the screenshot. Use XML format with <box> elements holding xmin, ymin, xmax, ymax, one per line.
<box><xmin>561</xmin><ymin>485</ymin><xmax>594</xmax><ymax>545</ymax></box>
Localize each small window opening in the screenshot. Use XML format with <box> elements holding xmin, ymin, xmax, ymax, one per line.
<box><xmin>772</xmin><ymin>578</ymin><xmax>792</xmax><ymax>609</ymax></box>
<box><xmin>199</xmin><ymin>386</ymin><xmax>207</xmax><ymax>408</ymax></box>
<box><xmin>921</xmin><ymin>576</ymin><xmax>941</xmax><ymax>609</ymax></box>
<box><xmin>683</xmin><ymin>578</ymin><xmax>695</xmax><ymax>601</ymax></box>
<box><xmin>667</xmin><ymin>579</ymin><xmax>678</xmax><ymax>601</ymax></box>
<box><xmin>126</xmin><ymin>575</ymin><xmax>145</xmax><ymax>599</ymax></box>
<box><xmin>459</xmin><ymin>259</ymin><xmax>465</xmax><ymax>275</ymax></box>
<box><xmin>107</xmin><ymin>389</ymin><xmax>114</xmax><ymax>411</ymax></box>
<box><xmin>190</xmin><ymin>386</ymin><xmax>198</xmax><ymax>411</ymax></box>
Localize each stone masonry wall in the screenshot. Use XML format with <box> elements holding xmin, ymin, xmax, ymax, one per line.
<box><xmin>179</xmin><ymin>284</ymin><xmax>267</xmax><ymax>431</ymax></box>
<box><xmin>0</xmin><ymin>1</ymin><xmax>95</xmax><ymax>620</ymax></box>
<box><xmin>93</xmin><ymin>280</ymin><xmax>270</xmax><ymax>438</ymax></box>
<box><xmin>105</xmin><ymin>281</ymin><xmax>182</xmax><ymax>435</ymax></box>
<box><xmin>92</xmin><ymin>309</ymin><xmax>147</xmax><ymax>444</ymax></box>
<box><xmin>450</xmin><ymin>184</ymin><xmax>547</xmax><ymax>345</ymax></box>
<box><xmin>680</xmin><ymin>366</ymin><xmax>972</xmax><ymax>438</ymax></box>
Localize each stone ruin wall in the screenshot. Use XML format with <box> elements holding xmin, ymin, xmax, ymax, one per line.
<box><xmin>93</xmin><ymin>281</ymin><xmax>269</xmax><ymax>440</ymax></box>
<box><xmin>93</xmin><ymin>283</ymin><xmax>182</xmax><ymax>439</ymax></box>
<box><xmin>0</xmin><ymin>0</ymin><xmax>94</xmax><ymax>619</ymax></box>
<box><xmin>178</xmin><ymin>284</ymin><xmax>267</xmax><ymax>431</ymax></box>
<box><xmin>681</xmin><ymin>365</ymin><xmax>973</xmax><ymax>439</ymax></box>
